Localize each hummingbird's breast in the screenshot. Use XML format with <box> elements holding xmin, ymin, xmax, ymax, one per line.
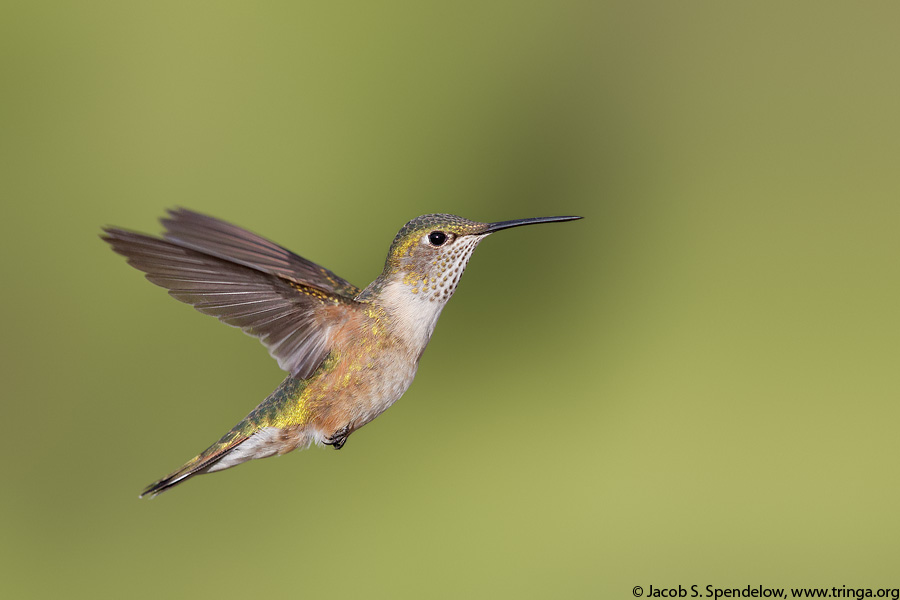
<box><xmin>271</xmin><ymin>276</ymin><xmax>451</xmax><ymax>442</ymax></box>
<box><xmin>303</xmin><ymin>301</ymin><xmax>424</xmax><ymax>437</ymax></box>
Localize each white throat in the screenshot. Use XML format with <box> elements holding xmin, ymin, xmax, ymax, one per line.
<box><xmin>376</xmin><ymin>234</ymin><xmax>485</xmax><ymax>354</ymax></box>
<box><xmin>378</xmin><ymin>278</ymin><xmax>450</xmax><ymax>353</ymax></box>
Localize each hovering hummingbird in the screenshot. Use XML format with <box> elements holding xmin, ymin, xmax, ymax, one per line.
<box><xmin>103</xmin><ymin>209</ymin><xmax>581</xmax><ymax>497</ymax></box>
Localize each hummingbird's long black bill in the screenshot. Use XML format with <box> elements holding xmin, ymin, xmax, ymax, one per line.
<box><xmin>483</xmin><ymin>215</ymin><xmax>583</xmax><ymax>234</ymax></box>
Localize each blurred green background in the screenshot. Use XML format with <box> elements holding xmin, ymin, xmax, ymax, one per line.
<box><xmin>2</xmin><ymin>1</ymin><xmax>899</xmax><ymax>598</ymax></box>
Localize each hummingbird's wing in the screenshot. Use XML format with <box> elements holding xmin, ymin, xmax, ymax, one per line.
<box><xmin>160</xmin><ymin>208</ymin><xmax>361</xmax><ymax>298</ymax></box>
<box><xmin>102</xmin><ymin>222</ymin><xmax>359</xmax><ymax>380</ymax></box>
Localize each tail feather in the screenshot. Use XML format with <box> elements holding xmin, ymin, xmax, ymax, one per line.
<box><xmin>140</xmin><ymin>435</ymin><xmax>249</xmax><ymax>498</ymax></box>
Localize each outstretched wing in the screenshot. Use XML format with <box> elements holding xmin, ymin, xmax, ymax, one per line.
<box><xmin>160</xmin><ymin>208</ymin><xmax>361</xmax><ymax>298</ymax></box>
<box><xmin>102</xmin><ymin>211</ymin><xmax>360</xmax><ymax>379</ymax></box>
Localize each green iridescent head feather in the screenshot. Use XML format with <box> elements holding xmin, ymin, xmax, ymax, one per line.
<box><xmin>381</xmin><ymin>214</ymin><xmax>485</xmax><ymax>268</ymax></box>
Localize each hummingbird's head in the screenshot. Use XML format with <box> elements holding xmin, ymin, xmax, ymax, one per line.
<box><xmin>374</xmin><ymin>213</ymin><xmax>582</xmax><ymax>304</ymax></box>
<box><xmin>361</xmin><ymin>212</ymin><xmax>581</xmax><ymax>351</ymax></box>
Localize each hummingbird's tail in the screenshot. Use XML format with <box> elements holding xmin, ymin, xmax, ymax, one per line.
<box><xmin>140</xmin><ymin>464</ymin><xmax>205</xmax><ymax>498</ymax></box>
<box><xmin>140</xmin><ymin>425</ymin><xmax>315</xmax><ymax>498</ymax></box>
<box><xmin>140</xmin><ymin>443</ymin><xmax>240</xmax><ymax>498</ymax></box>
<box><xmin>139</xmin><ymin>427</ymin><xmax>255</xmax><ymax>498</ymax></box>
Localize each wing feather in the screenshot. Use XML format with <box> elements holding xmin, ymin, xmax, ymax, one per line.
<box><xmin>102</xmin><ymin>226</ymin><xmax>355</xmax><ymax>379</ymax></box>
<box><xmin>160</xmin><ymin>208</ymin><xmax>361</xmax><ymax>298</ymax></box>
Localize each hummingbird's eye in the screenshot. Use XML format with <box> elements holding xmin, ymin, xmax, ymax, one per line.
<box><xmin>428</xmin><ymin>231</ymin><xmax>447</xmax><ymax>247</ymax></box>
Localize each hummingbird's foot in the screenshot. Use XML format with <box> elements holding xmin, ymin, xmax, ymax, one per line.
<box><xmin>325</xmin><ymin>425</ymin><xmax>351</xmax><ymax>450</ymax></box>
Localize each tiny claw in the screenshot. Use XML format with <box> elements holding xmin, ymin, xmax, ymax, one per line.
<box><xmin>325</xmin><ymin>424</ymin><xmax>351</xmax><ymax>450</ymax></box>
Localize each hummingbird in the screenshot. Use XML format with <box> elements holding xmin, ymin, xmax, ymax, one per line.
<box><xmin>103</xmin><ymin>209</ymin><xmax>581</xmax><ymax>497</ymax></box>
